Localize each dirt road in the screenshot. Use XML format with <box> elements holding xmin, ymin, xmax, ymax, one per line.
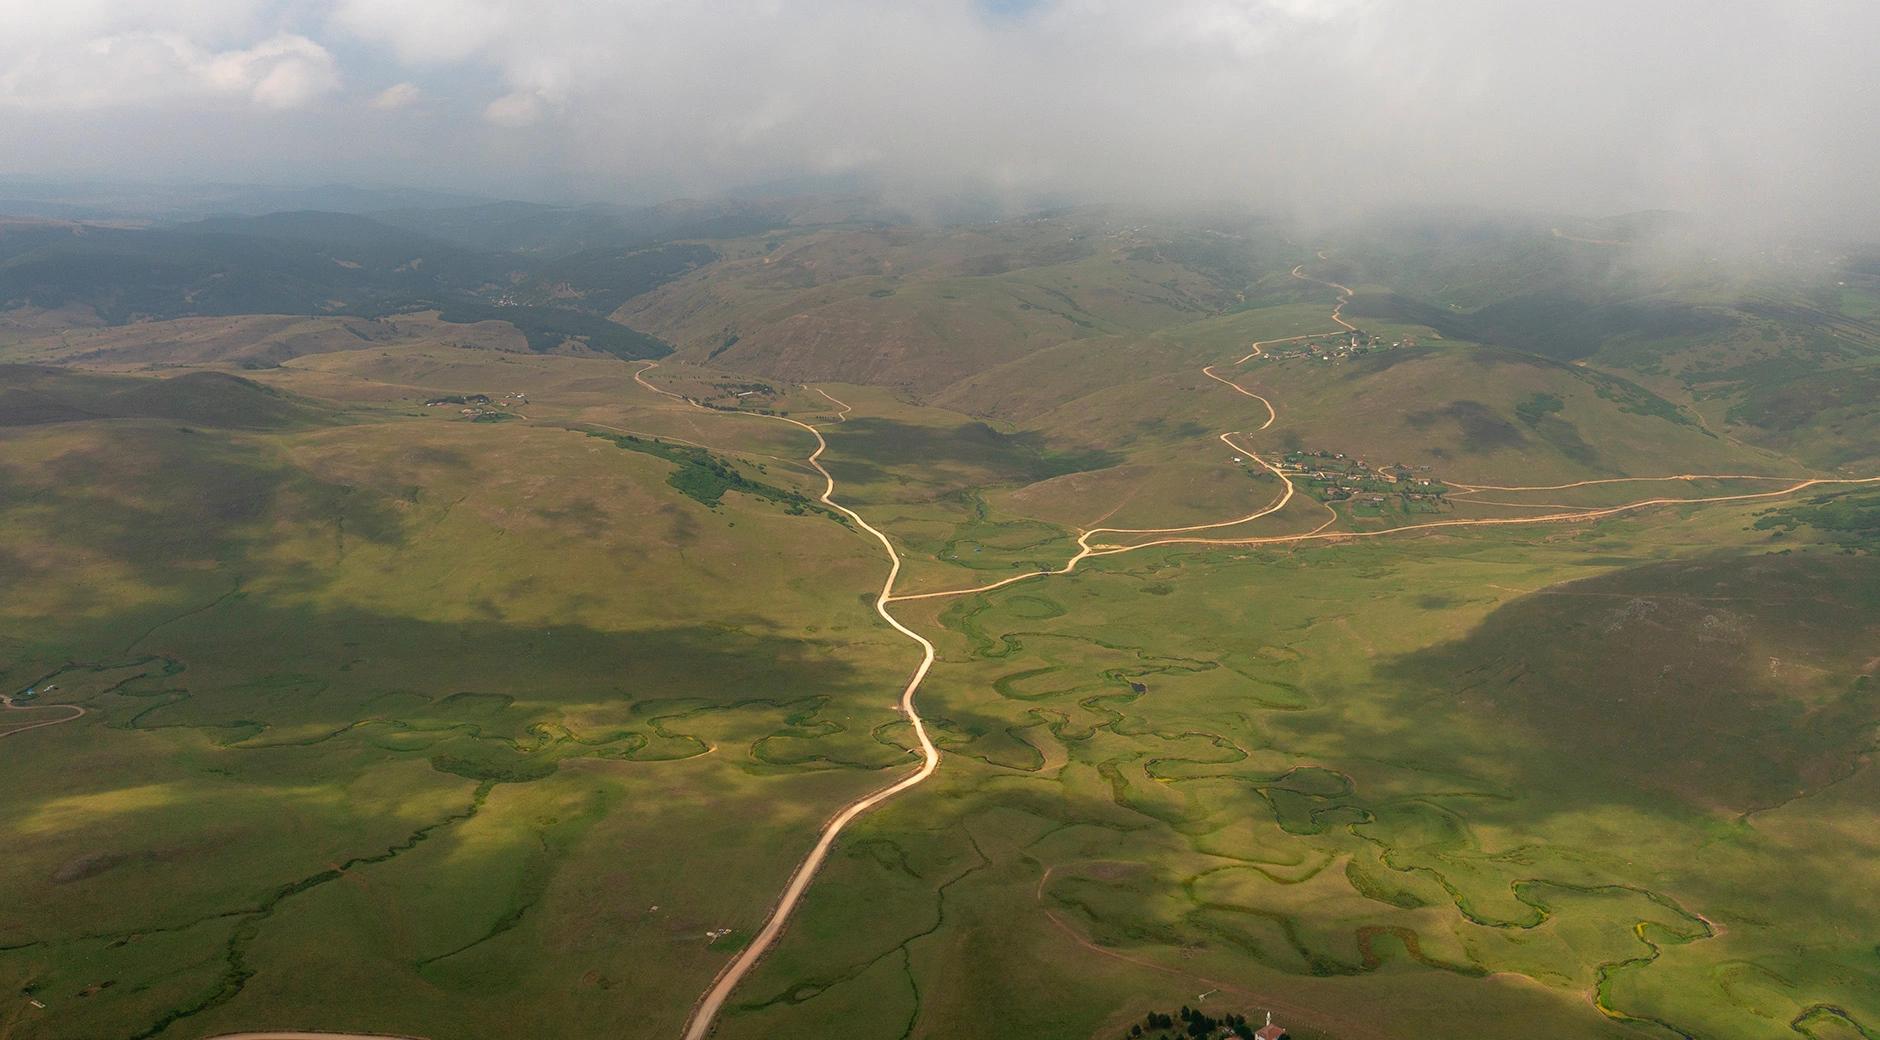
<box><xmin>209</xmin><ymin>259</ymin><xmax>1875</xmax><ymax>1040</ymax></box>
<box><xmin>891</xmin><ymin>261</ymin><xmax>1877</xmax><ymax>602</ymax></box>
<box><xmin>627</xmin><ymin>366</ymin><xmax>942</xmax><ymax>1040</ymax></box>
<box><xmin>652</xmin><ymin>264</ymin><xmax>1876</xmax><ymax>1038</ymax></box>
<box><xmin>1289</xmin><ymin>263</ymin><xmax>1358</xmax><ymax>330</ymax></box>
<box><xmin>0</xmin><ymin>693</ymin><xmax>85</xmax><ymax>740</ymax></box>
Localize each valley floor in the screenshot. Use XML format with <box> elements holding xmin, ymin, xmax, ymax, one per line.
<box><xmin>4</xmin><ymin>250</ymin><xmax>1878</xmax><ymax>1040</ymax></box>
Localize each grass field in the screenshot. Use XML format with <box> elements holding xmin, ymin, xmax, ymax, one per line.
<box><xmin>710</xmin><ymin>517</ymin><xmax>1880</xmax><ymax>1040</ymax></box>
<box><xmin>3</xmin><ymin>215</ymin><xmax>1877</xmax><ymax>1040</ymax></box>
<box><xmin>0</xmin><ymin>349</ymin><xmax>920</xmax><ymax>1040</ymax></box>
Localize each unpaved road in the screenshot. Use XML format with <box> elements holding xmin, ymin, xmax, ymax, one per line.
<box><xmin>0</xmin><ymin>693</ymin><xmax>85</xmax><ymax>740</ymax></box>
<box><xmin>893</xmin><ymin>263</ymin><xmax>1878</xmax><ymax>602</ymax></box>
<box><xmin>627</xmin><ymin>366</ymin><xmax>941</xmax><ymax>1040</ymax></box>
<box><xmin>205</xmin><ymin>261</ymin><xmax>1876</xmax><ymax>1040</ymax></box>
<box><xmin>890</xmin><ymin>430</ymin><xmax>1296</xmax><ymax>604</ymax></box>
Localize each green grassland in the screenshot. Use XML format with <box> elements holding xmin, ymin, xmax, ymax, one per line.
<box><xmin>1329</xmin><ymin>220</ymin><xmax>1880</xmax><ymax>473</ymax></box>
<box><xmin>3</xmin><ymin>211</ymin><xmax>1878</xmax><ymax>1040</ymax></box>
<box><xmin>0</xmin><ymin>354</ymin><xmax>921</xmax><ymax>1039</ymax></box>
<box><xmin>712</xmin><ymin>515</ymin><xmax>1880</xmax><ymax>1040</ymax></box>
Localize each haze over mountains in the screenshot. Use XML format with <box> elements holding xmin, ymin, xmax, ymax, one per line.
<box><xmin>6</xmin><ymin>1</ymin><xmax>1880</xmax><ymax>232</ymax></box>
<box><xmin>7</xmin><ymin>180</ymin><xmax>1878</xmax><ymax>460</ymax></box>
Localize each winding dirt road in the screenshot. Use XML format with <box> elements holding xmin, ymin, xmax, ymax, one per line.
<box><xmin>1289</xmin><ymin>263</ymin><xmax>1358</xmax><ymax>331</ymax></box>
<box><xmin>626</xmin><ymin>367</ymin><xmax>941</xmax><ymax>1040</ymax></box>
<box><xmin>889</xmin><ymin>264</ymin><xmax>1878</xmax><ymax>603</ymax></box>
<box><xmin>1448</xmin><ymin>473</ymin><xmax>1807</xmax><ymax>493</ymax></box>
<box><xmin>889</xmin><ymin>430</ymin><xmax>1296</xmax><ymax>604</ymax></box>
<box><xmin>662</xmin><ymin>260</ymin><xmax>1878</xmax><ymax>1034</ymax></box>
<box><xmin>0</xmin><ymin>693</ymin><xmax>85</xmax><ymax>740</ymax></box>
<box><xmin>208</xmin><ymin>259</ymin><xmax>1874</xmax><ymax>1040</ymax></box>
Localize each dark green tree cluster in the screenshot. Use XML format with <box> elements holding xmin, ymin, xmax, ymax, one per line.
<box><xmin>588</xmin><ymin>431</ymin><xmax>845</xmax><ymax>522</ymax></box>
<box><xmin>1514</xmin><ymin>391</ymin><xmax>1565</xmax><ymax>425</ymax></box>
<box><xmin>1126</xmin><ymin>1006</ymin><xmax>1262</xmax><ymax>1040</ymax></box>
<box><xmin>1755</xmin><ymin>488</ymin><xmax>1880</xmax><ymax>550</ymax></box>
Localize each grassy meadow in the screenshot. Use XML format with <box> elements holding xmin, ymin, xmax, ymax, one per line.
<box><xmin>0</xmin><ymin>345</ymin><xmax>919</xmax><ymax>1040</ymax></box>
<box><xmin>3</xmin><ymin>213</ymin><xmax>1878</xmax><ymax>1040</ymax></box>
<box><xmin>710</xmin><ymin>511</ymin><xmax>1880</xmax><ymax>1040</ymax></box>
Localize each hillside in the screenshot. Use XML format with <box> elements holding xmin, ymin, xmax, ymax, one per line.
<box><xmin>3</xmin><ymin>203</ymin><xmax>1877</xmax><ymax>1040</ymax></box>
<box><xmin>1332</xmin><ymin>218</ymin><xmax>1880</xmax><ymax>469</ymax></box>
<box><xmin>617</xmin><ymin>216</ymin><xmax>1282</xmax><ymax>395</ymax></box>
<box><xmin>0</xmin><ymin>364</ymin><xmax>330</xmax><ymax>429</ymax></box>
<box><xmin>0</xmin><ymin>210</ymin><xmax>702</xmax><ymax>361</ymax></box>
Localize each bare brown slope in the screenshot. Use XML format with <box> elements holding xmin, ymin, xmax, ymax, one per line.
<box><xmin>616</xmin><ymin>220</ymin><xmax>1237</xmax><ymax>395</ymax></box>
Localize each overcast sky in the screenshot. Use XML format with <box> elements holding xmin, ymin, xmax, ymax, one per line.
<box><xmin>3</xmin><ymin>0</ymin><xmax>1877</xmax><ymax>228</ymax></box>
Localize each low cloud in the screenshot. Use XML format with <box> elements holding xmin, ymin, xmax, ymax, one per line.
<box><xmin>367</xmin><ymin>81</ymin><xmax>422</xmax><ymax>110</ymax></box>
<box><xmin>2</xmin><ymin>0</ymin><xmax>1877</xmax><ymax>233</ymax></box>
<box><xmin>0</xmin><ymin>24</ymin><xmax>338</xmax><ymax>110</ymax></box>
<box><xmin>209</xmin><ymin>34</ymin><xmax>340</xmax><ymax>109</ymax></box>
<box><xmin>483</xmin><ymin>90</ymin><xmax>545</xmax><ymax>127</ymax></box>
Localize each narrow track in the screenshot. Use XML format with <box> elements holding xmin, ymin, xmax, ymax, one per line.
<box><xmin>0</xmin><ymin>693</ymin><xmax>85</xmax><ymax>740</ymax></box>
<box><xmin>665</xmin><ymin>260</ymin><xmax>1878</xmax><ymax>1035</ymax></box>
<box><xmin>891</xmin><ymin>263</ymin><xmax>1878</xmax><ymax>603</ymax></box>
<box><xmin>207</xmin><ymin>260</ymin><xmax>1874</xmax><ymax>1040</ymax></box>
<box><xmin>628</xmin><ymin>367</ymin><xmax>941</xmax><ymax>1040</ymax></box>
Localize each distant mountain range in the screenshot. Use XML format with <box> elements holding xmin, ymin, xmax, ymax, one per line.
<box><xmin>0</xmin><ymin>201</ymin><xmax>759</xmax><ymax>360</ymax></box>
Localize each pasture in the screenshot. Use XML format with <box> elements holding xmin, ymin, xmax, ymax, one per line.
<box><xmin>4</xmin><ymin>219</ymin><xmax>1877</xmax><ymax>1040</ymax></box>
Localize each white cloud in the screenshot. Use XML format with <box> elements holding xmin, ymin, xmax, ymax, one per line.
<box><xmin>204</xmin><ymin>34</ymin><xmax>340</xmax><ymax>108</ymax></box>
<box><xmin>483</xmin><ymin>90</ymin><xmax>544</xmax><ymax>127</ymax></box>
<box><xmin>330</xmin><ymin>0</ymin><xmax>514</xmax><ymax>64</ymax></box>
<box><xmin>0</xmin><ymin>18</ymin><xmax>339</xmax><ymax>110</ymax></box>
<box><xmin>2</xmin><ymin>0</ymin><xmax>1878</xmax><ymax>231</ymax></box>
<box><xmin>1044</xmin><ymin>0</ymin><xmax>1371</xmax><ymax>58</ymax></box>
<box><xmin>368</xmin><ymin>81</ymin><xmax>423</xmax><ymax>109</ymax></box>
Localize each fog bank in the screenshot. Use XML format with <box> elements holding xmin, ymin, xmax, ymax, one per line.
<box><xmin>3</xmin><ymin>1</ymin><xmax>1876</xmax><ymax>233</ymax></box>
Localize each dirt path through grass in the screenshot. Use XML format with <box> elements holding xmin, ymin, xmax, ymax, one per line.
<box><xmin>212</xmin><ymin>261</ymin><xmax>1879</xmax><ymax>1039</ymax></box>
<box><xmin>627</xmin><ymin>365</ymin><xmax>942</xmax><ymax>1040</ymax></box>
<box><xmin>892</xmin><ymin>262</ymin><xmax>1880</xmax><ymax>600</ymax></box>
<box><xmin>0</xmin><ymin>693</ymin><xmax>85</xmax><ymax>740</ymax></box>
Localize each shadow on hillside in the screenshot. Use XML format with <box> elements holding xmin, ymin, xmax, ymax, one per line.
<box><xmin>1366</xmin><ymin>552</ymin><xmax>1879</xmax><ymax>816</ymax></box>
<box><xmin>1</xmin><ymin>422</ymin><xmax>407</xmax><ymax>595</ymax></box>
<box><xmin>821</xmin><ymin>417</ymin><xmax>1121</xmax><ymax>487</ymax></box>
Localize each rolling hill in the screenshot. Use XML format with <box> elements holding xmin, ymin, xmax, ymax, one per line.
<box><xmin>3</xmin><ymin>201</ymin><xmax>1877</xmax><ymax>1040</ymax></box>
